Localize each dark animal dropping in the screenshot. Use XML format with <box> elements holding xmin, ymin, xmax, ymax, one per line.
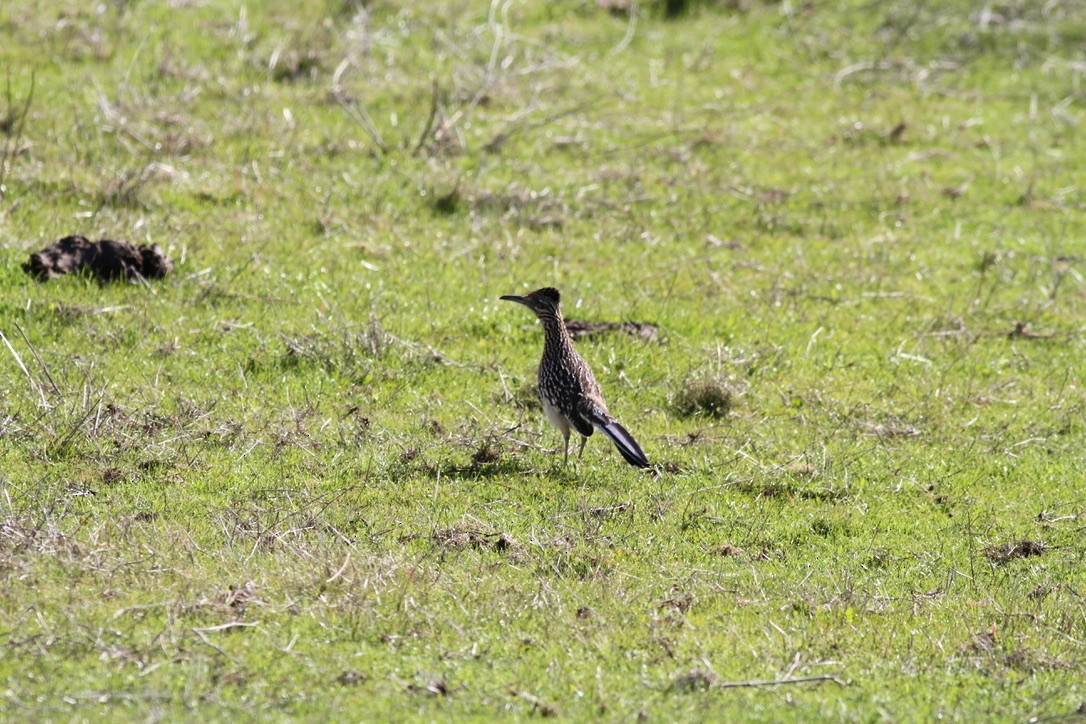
<box><xmin>23</xmin><ymin>235</ymin><xmax>173</xmax><ymax>282</ymax></box>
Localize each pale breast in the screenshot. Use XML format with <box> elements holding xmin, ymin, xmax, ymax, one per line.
<box><xmin>540</xmin><ymin>393</ymin><xmax>571</xmax><ymax>435</ymax></box>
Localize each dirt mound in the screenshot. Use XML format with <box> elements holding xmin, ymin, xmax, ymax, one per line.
<box><xmin>23</xmin><ymin>235</ymin><xmax>173</xmax><ymax>282</ymax></box>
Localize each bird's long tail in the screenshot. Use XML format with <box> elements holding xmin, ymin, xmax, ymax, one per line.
<box><xmin>592</xmin><ymin>416</ymin><xmax>650</xmax><ymax>469</ymax></box>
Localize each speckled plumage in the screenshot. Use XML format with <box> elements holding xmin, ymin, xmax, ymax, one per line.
<box><xmin>500</xmin><ymin>287</ymin><xmax>649</xmax><ymax>468</ymax></box>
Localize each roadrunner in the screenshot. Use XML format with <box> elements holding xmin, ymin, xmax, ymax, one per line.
<box><xmin>500</xmin><ymin>287</ymin><xmax>650</xmax><ymax>468</ymax></box>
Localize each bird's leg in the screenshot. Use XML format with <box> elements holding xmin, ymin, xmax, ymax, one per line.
<box><xmin>577</xmin><ymin>435</ymin><xmax>588</xmax><ymax>459</ymax></box>
<box><xmin>562</xmin><ymin>429</ymin><xmax>571</xmax><ymax>466</ymax></box>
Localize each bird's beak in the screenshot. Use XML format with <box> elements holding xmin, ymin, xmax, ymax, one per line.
<box><xmin>499</xmin><ymin>294</ymin><xmax>527</xmax><ymax>305</ymax></box>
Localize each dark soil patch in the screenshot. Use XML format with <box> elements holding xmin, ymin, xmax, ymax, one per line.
<box><xmin>984</xmin><ymin>539</ymin><xmax>1047</xmax><ymax>565</ymax></box>
<box><xmin>23</xmin><ymin>235</ymin><xmax>173</xmax><ymax>282</ymax></box>
<box><xmin>564</xmin><ymin>319</ymin><xmax>661</xmax><ymax>343</ymax></box>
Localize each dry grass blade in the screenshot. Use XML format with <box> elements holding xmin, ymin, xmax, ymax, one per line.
<box><xmin>13</xmin><ymin>322</ymin><xmax>60</xmax><ymax>395</ymax></box>
<box><xmin>0</xmin><ymin>329</ymin><xmax>47</xmax><ymax>407</ymax></box>
<box><xmin>0</xmin><ymin>70</ymin><xmax>34</xmax><ymax>199</ymax></box>
<box><xmin>332</xmin><ymin>58</ymin><xmax>387</xmax><ymax>154</ymax></box>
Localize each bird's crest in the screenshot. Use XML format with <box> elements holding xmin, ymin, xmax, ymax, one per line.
<box><xmin>525</xmin><ymin>287</ymin><xmax>561</xmax><ymax>307</ymax></box>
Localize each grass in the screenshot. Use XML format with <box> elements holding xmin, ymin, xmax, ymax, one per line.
<box><xmin>1</xmin><ymin>0</ymin><xmax>1084</xmax><ymax>719</ymax></box>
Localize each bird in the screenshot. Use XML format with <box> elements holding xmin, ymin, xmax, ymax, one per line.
<box><xmin>500</xmin><ymin>287</ymin><xmax>650</xmax><ymax>468</ymax></box>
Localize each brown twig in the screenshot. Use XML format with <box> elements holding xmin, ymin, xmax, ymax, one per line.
<box><xmin>717</xmin><ymin>674</ymin><xmax>847</xmax><ymax>689</ymax></box>
<box><xmin>413</xmin><ymin>80</ymin><xmax>442</xmax><ymax>157</ymax></box>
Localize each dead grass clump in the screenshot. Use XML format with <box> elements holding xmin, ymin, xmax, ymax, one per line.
<box><xmin>711</xmin><ymin>543</ymin><xmax>744</xmax><ymax>557</ymax></box>
<box><xmin>734</xmin><ymin>476</ymin><xmax>847</xmax><ymax>503</ymax></box>
<box><xmin>280</xmin><ymin>324</ymin><xmax>389</xmax><ymax>376</ymax></box>
<box><xmin>786</xmin><ymin>460</ymin><xmax>817</xmax><ymax>478</ymax></box>
<box><xmin>673</xmin><ymin>375</ymin><xmax>736</xmax><ymax>418</ymax></box>
<box><xmin>709</xmin><ymin>541</ymin><xmax>785</xmax><ymax>562</ymax></box>
<box><xmin>432</xmin><ymin>528</ymin><xmax>522</xmax><ymax>557</ymax></box>
<box><xmin>1001</xmin><ymin>646</ymin><xmax>1069</xmax><ymax>673</ymax></box>
<box><xmin>963</xmin><ymin>625</ymin><xmax>1069</xmax><ymax>673</ymax></box>
<box><xmin>984</xmin><ymin>540</ymin><xmax>1047</xmax><ymax>565</ymax></box>
<box><xmin>0</xmin><ymin>515</ymin><xmax>86</xmax><ymax>576</ymax></box>
<box><xmin>433</xmin><ymin>529</ymin><xmax>485</xmax><ymax>550</ymax></box>
<box><xmin>857</xmin><ymin>416</ymin><xmax>921</xmax><ymax>439</ymax></box>
<box><xmin>512</xmin><ymin>689</ymin><xmax>559</xmax><ymax>716</ymax></box>
<box><xmin>586</xmin><ymin>502</ymin><xmax>633</xmax><ymax>519</ymax></box>
<box><xmin>751</xmin><ymin>544</ymin><xmax>787</xmax><ymax>562</ymax></box>
<box><xmin>93</xmin><ymin>404</ymin><xmax>175</xmax><ymax>441</ymax></box>
<box><xmin>660</xmin><ymin>591</ymin><xmax>693</xmax><ymax>614</ymax></box>
<box><xmin>208</xmin><ymin>581</ymin><xmax>263</xmax><ymax>612</ymax></box>
<box><xmin>269</xmin><ymin>48</ymin><xmax>323</xmax><ymax>83</ymax></box>
<box><xmin>337</xmin><ymin>670</ymin><xmax>367</xmax><ymax>686</ymax></box>
<box><xmin>670</xmin><ymin>668</ymin><xmax>718</xmax><ymax>692</ymax></box>
<box><xmin>471</xmin><ymin>440</ymin><xmax>501</xmax><ymax>466</ymax></box>
<box><xmin>0</xmin><ymin>515</ymin><xmax>69</xmax><ymax>554</ymax></box>
<box><xmin>407</xmin><ymin>674</ymin><xmax>451</xmax><ymax>697</ymax></box>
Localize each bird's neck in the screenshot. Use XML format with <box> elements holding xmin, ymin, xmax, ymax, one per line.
<box><xmin>538</xmin><ymin>309</ymin><xmax>573</xmax><ymax>358</ymax></box>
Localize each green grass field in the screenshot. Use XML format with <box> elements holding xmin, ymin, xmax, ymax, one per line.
<box><xmin>1</xmin><ymin>0</ymin><xmax>1085</xmax><ymax>720</ymax></box>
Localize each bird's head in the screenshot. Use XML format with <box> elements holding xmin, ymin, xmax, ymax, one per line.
<box><xmin>500</xmin><ymin>287</ymin><xmax>562</xmax><ymax>317</ymax></box>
